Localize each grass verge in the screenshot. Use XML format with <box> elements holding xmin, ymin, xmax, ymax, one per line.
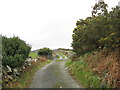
<box><xmin>66</xmin><ymin>58</ymin><xmax>105</xmax><ymax>88</ymax></box>
<box><xmin>29</xmin><ymin>52</ymin><xmax>38</xmax><ymax>58</ymax></box>
<box><xmin>58</xmin><ymin>52</ymin><xmax>65</xmax><ymax>59</ymax></box>
<box><xmin>8</xmin><ymin>60</ymin><xmax>51</xmax><ymax>88</ymax></box>
<box><xmin>56</xmin><ymin>60</ymin><xmax>62</xmax><ymax>62</ymax></box>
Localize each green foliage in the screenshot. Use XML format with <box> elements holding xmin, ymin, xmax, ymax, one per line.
<box><xmin>72</xmin><ymin>2</ymin><xmax>120</xmax><ymax>56</ymax></box>
<box><xmin>2</xmin><ymin>36</ymin><xmax>31</xmax><ymax>68</ymax></box>
<box><xmin>38</xmin><ymin>47</ymin><xmax>52</xmax><ymax>58</ymax></box>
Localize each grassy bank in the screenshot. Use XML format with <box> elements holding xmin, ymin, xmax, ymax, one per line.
<box><xmin>66</xmin><ymin>60</ymin><xmax>102</xmax><ymax>88</ymax></box>
<box><xmin>29</xmin><ymin>52</ymin><xmax>38</xmax><ymax>58</ymax></box>
<box><xmin>66</xmin><ymin>50</ymin><xmax>119</xmax><ymax>88</ymax></box>
<box><xmin>66</xmin><ymin>53</ymin><xmax>109</xmax><ymax>88</ymax></box>
<box><xmin>7</xmin><ymin>60</ymin><xmax>51</xmax><ymax>88</ymax></box>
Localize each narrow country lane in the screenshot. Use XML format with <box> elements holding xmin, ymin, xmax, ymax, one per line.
<box><xmin>30</xmin><ymin>53</ymin><xmax>82</xmax><ymax>88</ymax></box>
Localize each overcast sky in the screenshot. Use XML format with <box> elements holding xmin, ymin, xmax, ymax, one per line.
<box><xmin>0</xmin><ymin>0</ymin><xmax>119</xmax><ymax>50</ymax></box>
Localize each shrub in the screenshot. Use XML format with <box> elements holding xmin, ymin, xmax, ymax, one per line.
<box><xmin>2</xmin><ymin>36</ymin><xmax>31</xmax><ymax>68</ymax></box>
<box><xmin>38</xmin><ymin>47</ymin><xmax>52</xmax><ymax>59</ymax></box>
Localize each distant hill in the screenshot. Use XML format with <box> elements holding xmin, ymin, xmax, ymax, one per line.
<box><xmin>32</xmin><ymin>49</ymin><xmax>39</xmax><ymax>52</ymax></box>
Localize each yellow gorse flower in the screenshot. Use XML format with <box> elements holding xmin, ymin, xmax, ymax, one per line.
<box><xmin>110</xmin><ymin>33</ymin><xmax>115</xmax><ymax>36</ymax></box>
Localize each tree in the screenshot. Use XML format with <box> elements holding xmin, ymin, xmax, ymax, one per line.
<box><xmin>38</xmin><ymin>47</ymin><xmax>52</xmax><ymax>58</ymax></box>
<box><xmin>72</xmin><ymin>1</ymin><xmax>120</xmax><ymax>56</ymax></box>
<box><xmin>92</xmin><ymin>0</ymin><xmax>108</xmax><ymax>16</ymax></box>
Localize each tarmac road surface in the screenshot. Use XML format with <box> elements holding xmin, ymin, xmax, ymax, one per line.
<box><xmin>30</xmin><ymin>53</ymin><xmax>82</xmax><ymax>88</ymax></box>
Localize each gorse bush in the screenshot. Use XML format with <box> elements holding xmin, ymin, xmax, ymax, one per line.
<box><xmin>72</xmin><ymin>1</ymin><xmax>120</xmax><ymax>56</ymax></box>
<box><xmin>2</xmin><ymin>36</ymin><xmax>31</xmax><ymax>68</ymax></box>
